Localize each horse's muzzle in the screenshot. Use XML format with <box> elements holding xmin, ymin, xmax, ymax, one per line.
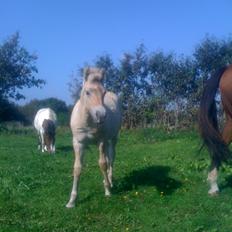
<box><xmin>91</xmin><ymin>106</ymin><xmax>106</xmax><ymax>124</ymax></box>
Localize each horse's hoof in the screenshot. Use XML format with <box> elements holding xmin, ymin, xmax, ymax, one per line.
<box><xmin>66</xmin><ymin>202</ymin><xmax>75</xmax><ymax>208</ymax></box>
<box><xmin>208</xmin><ymin>191</ymin><xmax>219</xmax><ymax>196</ymax></box>
<box><xmin>105</xmin><ymin>191</ymin><xmax>111</xmax><ymax>197</ymax></box>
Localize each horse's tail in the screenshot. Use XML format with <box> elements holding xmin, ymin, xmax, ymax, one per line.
<box><xmin>199</xmin><ymin>66</ymin><xmax>230</xmax><ymax>166</ymax></box>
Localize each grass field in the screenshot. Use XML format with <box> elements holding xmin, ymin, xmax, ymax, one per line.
<box><xmin>1</xmin><ymin>128</ymin><xmax>232</xmax><ymax>232</ymax></box>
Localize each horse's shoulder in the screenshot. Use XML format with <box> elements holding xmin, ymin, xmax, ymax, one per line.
<box><xmin>70</xmin><ymin>100</ymin><xmax>80</xmax><ymax>118</ymax></box>
<box><xmin>105</xmin><ymin>91</ymin><xmax>117</xmax><ymax>98</ymax></box>
<box><xmin>104</xmin><ymin>91</ymin><xmax>121</xmax><ymax>108</ymax></box>
<box><xmin>104</xmin><ymin>91</ymin><xmax>119</xmax><ymax>103</ymax></box>
<box><xmin>70</xmin><ymin>100</ymin><xmax>82</xmax><ymax>129</ymax></box>
<box><xmin>72</xmin><ymin>100</ymin><xmax>80</xmax><ymax>112</ymax></box>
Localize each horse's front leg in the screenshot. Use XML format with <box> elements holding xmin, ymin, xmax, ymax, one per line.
<box><xmin>51</xmin><ymin>137</ymin><xmax>56</xmax><ymax>154</ymax></box>
<box><xmin>52</xmin><ymin>144</ymin><xmax>56</xmax><ymax>153</ymax></box>
<box><xmin>99</xmin><ymin>142</ymin><xmax>111</xmax><ymax>196</ymax></box>
<box><xmin>106</xmin><ymin>140</ymin><xmax>116</xmax><ymax>188</ymax></box>
<box><xmin>66</xmin><ymin>139</ymin><xmax>84</xmax><ymax>208</ymax></box>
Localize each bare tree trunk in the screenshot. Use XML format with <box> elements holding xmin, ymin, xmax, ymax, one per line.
<box><xmin>174</xmin><ymin>110</ymin><xmax>179</xmax><ymax>129</ymax></box>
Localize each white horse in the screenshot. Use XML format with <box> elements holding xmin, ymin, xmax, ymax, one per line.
<box><xmin>66</xmin><ymin>67</ymin><xmax>122</xmax><ymax>208</ymax></box>
<box><xmin>34</xmin><ymin>108</ymin><xmax>57</xmax><ymax>153</ymax></box>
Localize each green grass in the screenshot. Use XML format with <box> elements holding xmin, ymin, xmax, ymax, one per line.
<box><xmin>1</xmin><ymin>128</ymin><xmax>232</xmax><ymax>232</ymax></box>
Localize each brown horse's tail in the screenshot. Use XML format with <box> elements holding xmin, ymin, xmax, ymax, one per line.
<box><xmin>199</xmin><ymin>66</ymin><xmax>230</xmax><ymax>166</ymax></box>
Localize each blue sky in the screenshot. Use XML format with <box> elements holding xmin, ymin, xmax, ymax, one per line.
<box><xmin>0</xmin><ymin>0</ymin><xmax>231</xmax><ymax>105</ymax></box>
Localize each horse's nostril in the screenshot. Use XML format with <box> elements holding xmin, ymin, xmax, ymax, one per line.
<box><xmin>96</xmin><ymin>111</ymin><xmax>100</xmax><ymax>118</ymax></box>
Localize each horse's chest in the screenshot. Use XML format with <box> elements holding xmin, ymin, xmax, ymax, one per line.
<box><xmin>74</xmin><ymin>126</ymin><xmax>106</xmax><ymax>143</ymax></box>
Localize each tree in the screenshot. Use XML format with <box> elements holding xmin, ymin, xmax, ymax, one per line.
<box><xmin>149</xmin><ymin>52</ymin><xmax>192</xmax><ymax>127</ymax></box>
<box><xmin>0</xmin><ymin>33</ymin><xmax>45</xmax><ymax>101</ymax></box>
<box><xmin>194</xmin><ymin>36</ymin><xmax>232</xmax><ymax>79</ymax></box>
<box><xmin>68</xmin><ymin>36</ymin><xmax>232</xmax><ymax>129</ymax></box>
<box><xmin>68</xmin><ymin>69</ymin><xmax>83</xmax><ymax>102</ymax></box>
<box><xmin>192</xmin><ymin>36</ymin><xmax>232</xmax><ymax>105</ymax></box>
<box><xmin>95</xmin><ymin>54</ymin><xmax>120</xmax><ymax>93</ymax></box>
<box><xmin>0</xmin><ymin>99</ymin><xmax>26</xmax><ymax>123</ymax></box>
<box><xmin>118</xmin><ymin>45</ymin><xmax>151</xmax><ymax>128</ymax></box>
<box><xmin>19</xmin><ymin>98</ymin><xmax>70</xmax><ymax>125</ymax></box>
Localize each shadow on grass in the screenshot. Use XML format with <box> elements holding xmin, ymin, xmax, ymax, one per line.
<box><xmin>114</xmin><ymin>165</ymin><xmax>182</xmax><ymax>195</ymax></box>
<box><xmin>78</xmin><ymin>195</ymin><xmax>93</xmax><ymax>204</ymax></box>
<box><xmin>57</xmin><ymin>145</ymin><xmax>73</xmax><ymax>153</ymax></box>
<box><xmin>220</xmin><ymin>175</ymin><xmax>232</xmax><ymax>191</ymax></box>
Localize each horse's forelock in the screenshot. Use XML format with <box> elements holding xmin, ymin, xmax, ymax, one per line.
<box><xmin>84</xmin><ymin>67</ymin><xmax>104</xmax><ymax>83</ymax></box>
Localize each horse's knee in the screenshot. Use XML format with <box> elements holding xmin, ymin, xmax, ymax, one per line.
<box><xmin>99</xmin><ymin>159</ymin><xmax>107</xmax><ymax>171</ymax></box>
<box><xmin>73</xmin><ymin>165</ymin><xmax>82</xmax><ymax>176</ymax></box>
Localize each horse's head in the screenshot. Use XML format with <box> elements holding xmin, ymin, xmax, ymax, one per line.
<box><xmin>42</xmin><ymin>119</ymin><xmax>56</xmax><ymax>153</ymax></box>
<box><xmin>80</xmin><ymin>67</ymin><xmax>106</xmax><ymax>125</ymax></box>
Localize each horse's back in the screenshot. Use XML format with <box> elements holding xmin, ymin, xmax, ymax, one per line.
<box><xmin>34</xmin><ymin>108</ymin><xmax>57</xmax><ymax>130</ymax></box>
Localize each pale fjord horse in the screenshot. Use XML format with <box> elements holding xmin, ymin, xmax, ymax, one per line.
<box><xmin>66</xmin><ymin>67</ymin><xmax>122</xmax><ymax>208</ymax></box>
<box><xmin>34</xmin><ymin>108</ymin><xmax>57</xmax><ymax>153</ymax></box>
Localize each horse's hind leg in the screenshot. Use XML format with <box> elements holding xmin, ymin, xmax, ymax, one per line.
<box><xmin>222</xmin><ymin>115</ymin><xmax>232</xmax><ymax>145</ymax></box>
<box><xmin>66</xmin><ymin>139</ymin><xmax>84</xmax><ymax>208</ymax></box>
<box><xmin>37</xmin><ymin>133</ymin><xmax>41</xmax><ymax>151</ymax></box>
<box><xmin>208</xmin><ymin>116</ymin><xmax>232</xmax><ymax>195</ymax></box>
<box><xmin>207</xmin><ymin>163</ymin><xmax>219</xmax><ymax>195</ymax></box>
<box><xmin>51</xmin><ymin>137</ymin><xmax>56</xmax><ymax>154</ymax></box>
<box><xmin>39</xmin><ymin>130</ymin><xmax>45</xmax><ymax>152</ymax></box>
<box><xmin>99</xmin><ymin>142</ymin><xmax>111</xmax><ymax>196</ymax></box>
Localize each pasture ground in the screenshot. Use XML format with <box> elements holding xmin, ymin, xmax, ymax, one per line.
<box><xmin>1</xmin><ymin>128</ymin><xmax>232</xmax><ymax>232</ymax></box>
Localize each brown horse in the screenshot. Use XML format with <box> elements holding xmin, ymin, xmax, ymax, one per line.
<box><xmin>199</xmin><ymin>64</ymin><xmax>232</xmax><ymax>195</ymax></box>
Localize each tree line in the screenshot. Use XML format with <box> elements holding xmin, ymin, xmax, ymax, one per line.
<box><xmin>1</xmin><ymin>33</ymin><xmax>232</xmax><ymax>129</ymax></box>
<box><xmin>70</xmin><ymin>36</ymin><xmax>232</xmax><ymax>129</ymax></box>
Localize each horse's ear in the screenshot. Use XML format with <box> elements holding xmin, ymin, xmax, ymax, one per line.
<box><xmin>83</xmin><ymin>67</ymin><xmax>90</xmax><ymax>82</ymax></box>
<box><xmin>99</xmin><ymin>68</ymin><xmax>105</xmax><ymax>81</ymax></box>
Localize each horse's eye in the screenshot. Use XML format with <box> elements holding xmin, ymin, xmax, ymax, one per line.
<box><xmin>86</xmin><ymin>90</ymin><xmax>90</xmax><ymax>96</ymax></box>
